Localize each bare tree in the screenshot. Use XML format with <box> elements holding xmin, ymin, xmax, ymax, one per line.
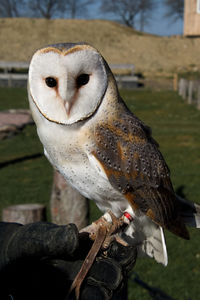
<box><xmin>100</xmin><ymin>0</ymin><xmax>155</xmax><ymax>29</ymax></box>
<box><xmin>139</xmin><ymin>0</ymin><xmax>156</xmax><ymax>31</ymax></box>
<box><xmin>0</xmin><ymin>0</ymin><xmax>24</xmax><ymax>17</ymax></box>
<box><xmin>164</xmin><ymin>0</ymin><xmax>184</xmax><ymax>22</ymax></box>
<box><xmin>100</xmin><ymin>0</ymin><xmax>140</xmax><ymax>28</ymax></box>
<box><xmin>0</xmin><ymin>0</ymin><xmax>95</xmax><ymax>19</ymax></box>
<box><xmin>66</xmin><ymin>0</ymin><xmax>92</xmax><ymax>19</ymax></box>
<box><xmin>28</xmin><ymin>0</ymin><xmax>66</xmax><ymax>19</ymax></box>
<box><xmin>27</xmin><ymin>0</ymin><xmax>92</xmax><ymax>19</ymax></box>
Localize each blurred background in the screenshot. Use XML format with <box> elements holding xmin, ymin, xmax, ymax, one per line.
<box><xmin>0</xmin><ymin>0</ymin><xmax>200</xmax><ymax>299</ymax></box>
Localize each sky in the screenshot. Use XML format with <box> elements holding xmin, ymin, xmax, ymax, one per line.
<box><xmin>86</xmin><ymin>1</ymin><xmax>183</xmax><ymax>37</ymax></box>
<box><xmin>143</xmin><ymin>3</ymin><xmax>183</xmax><ymax>36</ymax></box>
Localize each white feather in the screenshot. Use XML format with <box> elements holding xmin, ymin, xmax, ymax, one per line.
<box><xmin>121</xmin><ymin>213</ymin><xmax>168</xmax><ymax>266</ymax></box>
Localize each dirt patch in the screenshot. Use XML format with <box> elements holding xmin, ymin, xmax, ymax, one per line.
<box><xmin>0</xmin><ymin>18</ymin><xmax>200</xmax><ymax>77</ymax></box>
<box><xmin>0</xmin><ymin>109</ymin><xmax>33</xmax><ymax>139</ymax></box>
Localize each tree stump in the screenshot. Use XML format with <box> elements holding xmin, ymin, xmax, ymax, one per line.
<box><xmin>50</xmin><ymin>170</ymin><xmax>89</xmax><ymax>230</ymax></box>
<box><xmin>2</xmin><ymin>203</ymin><xmax>46</xmax><ymax>224</ymax></box>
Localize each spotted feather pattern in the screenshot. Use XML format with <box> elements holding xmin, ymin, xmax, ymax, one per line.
<box><xmin>93</xmin><ymin>109</ymin><xmax>189</xmax><ymax>239</ymax></box>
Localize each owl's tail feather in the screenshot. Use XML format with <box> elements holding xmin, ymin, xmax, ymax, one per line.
<box><xmin>135</xmin><ymin>196</ymin><xmax>200</xmax><ymax>266</ymax></box>
<box><xmin>176</xmin><ymin>195</ymin><xmax>200</xmax><ymax>228</ymax></box>
<box><xmin>137</xmin><ymin>225</ymin><xmax>168</xmax><ymax>266</ymax></box>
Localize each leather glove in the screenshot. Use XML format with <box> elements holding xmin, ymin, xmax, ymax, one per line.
<box><xmin>0</xmin><ymin>222</ymin><xmax>137</xmax><ymax>300</ymax></box>
<box><xmin>0</xmin><ymin>221</ymin><xmax>79</xmax><ymax>300</ymax></box>
<box><xmin>51</xmin><ymin>238</ymin><xmax>137</xmax><ymax>300</ymax></box>
<box><xmin>79</xmin><ymin>239</ymin><xmax>137</xmax><ymax>300</ymax></box>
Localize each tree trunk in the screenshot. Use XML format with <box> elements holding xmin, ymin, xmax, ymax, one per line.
<box><xmin>50</xmin><ymin>170</ymin><xmax>89</xmax><ymax>230</ymax></box>
<box><xmin>2</xmin><ymin>204</ymin><xmax>46</xmax><ymax>224</ymax></box>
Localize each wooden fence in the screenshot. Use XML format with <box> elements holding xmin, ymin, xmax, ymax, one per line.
<box><xmin>0</xmin><ymin>61</ymin><xmax>29</xmax><ymax>87</ymax></box>
<box><xmin>0</xmin><ymin>61</ymin><xmax>136</xmax><ymax>88</ymax></box>
<box><xmin>0</xmin><ymin>61</ymin><xmax>134</xmax><ymax>74</ymax></box>
<box><xmin>178</xmin><ymin>78</ymin><xmax>200</xmax><ymax>110</ymax></box>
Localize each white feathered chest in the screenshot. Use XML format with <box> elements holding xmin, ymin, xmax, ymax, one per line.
<box><xmin>33</xmin><ymin>106</ymin><xmax>129</xmax><ymax>217</ymax></box>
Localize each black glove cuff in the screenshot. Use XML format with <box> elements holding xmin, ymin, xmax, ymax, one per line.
<box><xmin>0</xmin><ymin>222</ymin><xmax>79</xmax><ymax>271</ymax></box>
<box><xmin>0</xmin><ymin>222</ymin><xmax>23</xmax><ymax>270</ymax></box>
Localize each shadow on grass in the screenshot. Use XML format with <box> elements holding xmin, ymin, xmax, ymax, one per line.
<box><xmin>0</xmin><ymin>153</ymin><xmax>43</xmax><ymax>168</ymax></box>
<box><xmin>131</xmin><ymin>273</ymin><xmax>178</xmax><ymax>300</ymax></box>
<box><xmin>175</xmin><ymin>185</ymin><xmax>187</xmax><ymax>200</ymax></box>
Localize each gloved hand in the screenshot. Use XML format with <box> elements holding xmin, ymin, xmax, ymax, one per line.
<box><xmin>79</xmin><ymin>239</ymin><xmax>137</xmax><ymax>300</ymax></box>
<box><xmin>0</xmin><ymin>222</ymin><xmax>137</xmax><ymax>300</ymax></box>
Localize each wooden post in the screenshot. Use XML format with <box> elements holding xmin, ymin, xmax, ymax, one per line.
<box><xmin>179</xmin><ymin>78</ymin><xmax>188</xmax><ymax>100</ymax></box>
<box><xmin>2</xmin><ymin>204</ymin><xmax>46</xmax><ymax>224</ymax></box>
<box><xmin>173</xmin><ymin>73</ymin><xmax>178</xmax><ymax>91</ymax></box>
<box><xmin>50</xmin><ymin>170</ymin><xmax>89</xmax><ymax>230</ymax></box>
<box><xmin>183</xmin><ymin>79</ymin><xmax>188</xmax><ymax>100</ymax></box>
<box><xmin>197</xmin><ymin>86</ymin><xmax>200</xmax><ymax>110</ymax></box>
<box><xmin>188</xmin><ymin>80</ymin><xmax>193</xmax><ymax>104</ymax></box>
<box><xmin>178</xmin><ymin>78</ymin><xmax>184</xmax><ymax>96</ymax></box>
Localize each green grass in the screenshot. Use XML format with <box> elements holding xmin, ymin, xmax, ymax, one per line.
<box><xmin>0</xmin><ymin>87</ymin><xmax>28</xmax><ymax>110</ymax></box>
<box><xmin>0</xmin><ymin>87</ymin><xmax>53</xmax><ymax>218</ymax></box>
<box><xmin>0</xmin><ymin>87</ymin><xmax>200</xmax><ymax>300</ymax></box>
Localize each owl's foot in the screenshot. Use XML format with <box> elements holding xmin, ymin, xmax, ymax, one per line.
<box><xmin>89</xmin><ymin>210</ymin><xmax>129</xmax><ymax>248</ymax></box>
<box><xmin>69</xmin><ymin>211</ymin><xmax>130</xmax><ymax>299</ymax></box>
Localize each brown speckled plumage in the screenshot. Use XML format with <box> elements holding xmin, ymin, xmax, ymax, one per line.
<box><xmin>93</xmin><ymin>104</ymin><xmax>189</xmax><ymax>239</ymax></box>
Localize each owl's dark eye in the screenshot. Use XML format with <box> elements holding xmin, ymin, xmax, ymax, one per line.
<box><xmin>76</xmin><ymin>74</ymin><xmax>90</xmax><ymax>88</ymax></box>
<box><xmin>45</xmin><ymin>77</ymin><xmax>57</xmax><ymax>88</ymax></box>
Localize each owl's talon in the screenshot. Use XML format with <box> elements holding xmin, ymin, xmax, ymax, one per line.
<box><xmin>102</xmin><ymin>233</ymin><xmax>129</xmax><ymax>250</ymax></box>
<box><xmin>81</xmin><ymin>211</ymin><xmax>129</xmax><ymax>244</ymax></box>
<box><xmin>102</xmin><ymin>235</ymin><xmax>115</xmax><ymax>250</ymax></box>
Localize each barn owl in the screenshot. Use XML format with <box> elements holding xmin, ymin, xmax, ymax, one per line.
<box><xmin>28</xmin><ymin>43</ymin><xmax>200</xmax><ymax>268</ymax></box>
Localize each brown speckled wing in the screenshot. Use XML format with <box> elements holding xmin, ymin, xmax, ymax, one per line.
<box><xmin>93</xmin><ymin>110</ymin><xmax>189</xmax><ymax>239</ymax></box>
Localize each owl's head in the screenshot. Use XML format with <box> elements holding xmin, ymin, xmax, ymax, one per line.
<box><xmin>28</xmin><ymin>43</ymin><xmax>112</xmax><ymax>125</ymax></box>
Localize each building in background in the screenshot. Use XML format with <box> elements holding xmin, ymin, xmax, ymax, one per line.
<box><xmin>184</xmin><ymin>0</ymin><xmax>200</xmax><ymax>36</ymax></box>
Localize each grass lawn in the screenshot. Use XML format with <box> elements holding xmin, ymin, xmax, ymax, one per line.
<box><xmin>0</xmin><ymin>87</ymin><xmax>200</xmax><ymax>300</ymax></box>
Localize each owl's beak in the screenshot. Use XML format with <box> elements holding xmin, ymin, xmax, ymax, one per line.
<box><xmin>63</xmin><ymin>92</ymin><xmax>78</xmax><ymax>116</ymax></box>
<box><xmin>64</xmin><ymin>101</ymin><xmax>71</xmax><ymax>116</ymax></box>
